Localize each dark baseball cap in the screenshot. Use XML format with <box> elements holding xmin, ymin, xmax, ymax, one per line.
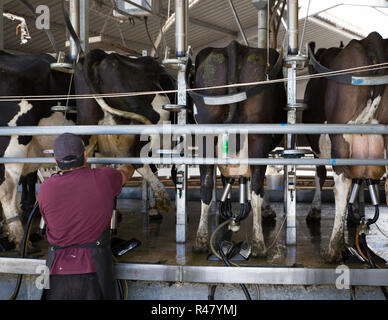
<box><xmin>53</xmin><ymin>133</ymin><xmax>85</xmax><ymax>162</ymax></box>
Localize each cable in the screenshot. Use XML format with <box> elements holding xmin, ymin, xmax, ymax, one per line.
<box><xmin>1</xmin><ymin>62</ymin><xmax>388</xmax><ymax>102</ymax></box>
<box><xmin>7</xmin><ymin>202</ymin><xmax>39</xmax><ymax>300</ymax></box>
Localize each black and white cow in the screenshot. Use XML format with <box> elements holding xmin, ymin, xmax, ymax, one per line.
<box><xmin>189</xmin><ymin>41</ymin><xmax>286</xmax><ymax>256</ymax></box>
<box><xmin>73</xmin><ymin>49</ymin><xmax>176</xmax><ymax>217</ymax></box>
<box><xmin>0</xmin><ymin>50</ymin><xmax>75</xmax><ymax>247</ymax></box>
<box><xmin>306</xmin><ymin>32</ymin><xmax>388</xmax><ymax>262</ymax></box>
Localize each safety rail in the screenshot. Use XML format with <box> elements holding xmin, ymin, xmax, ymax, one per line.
<box><xmin>1</xmin><ymin>258</ymin><xmax>388</xmax><ymax>286</ymax></box>
<box><xmin>0</xmin><ymin>123</ymin><xmax>387</xmax><ymax>135</ymax></box>
<box><xmin>0</xmin><ymin>123</ymin><xmax>388</xmax><ymax>165</ymax></box>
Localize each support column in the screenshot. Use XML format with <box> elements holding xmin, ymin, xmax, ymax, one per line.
<box><xmin>175</xmin><ymin>0</ymin><xmax>188</xmax><ymax>243</ymax></box>
<box><xmin>0</xmin><ymin>0</ymin><xmax>4</xmax><ymax>50</ymax></box>
<box><xmin>252</xmin><ymin>0</ymin><xmax>268</xmax><ymax>49</ymax></box>
<box><xmin>79</xmin><ymin>0</ymin><xmax>89</xmax><ymax>54</ymax></box>
<box><xmin>69</xmin><ymin>0</ymin><xmax>80</xmax><ymax>61</ymax></box>
<box><xmin>284</xmin><ymin>0</ymin><xmax>299</xmax><ymax>249</ymax></box>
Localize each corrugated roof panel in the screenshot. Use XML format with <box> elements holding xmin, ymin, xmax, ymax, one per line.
<box><xmin>2</xmin><ymin>0</ymin><xmax>386</xmax><ymax>56</ymax></box>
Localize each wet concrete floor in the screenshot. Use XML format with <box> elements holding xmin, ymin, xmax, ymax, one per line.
<box><xmin>2</xmin><ymin>198</ymin><xmax>388</xmax><ymax>270</ymax></box>
<box><xmin>112</xmin><ymin>199</ymin><xmax>388</xmax><ymax>269</ymax></box>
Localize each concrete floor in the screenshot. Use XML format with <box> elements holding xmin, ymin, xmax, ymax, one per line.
<box><xmin>111</xmin><ymin>199</ymin><xmax>388</xmax><ymax>269</ymax></box>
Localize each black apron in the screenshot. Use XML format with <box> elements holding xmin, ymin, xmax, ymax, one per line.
<box><xmin>46</xmin><ymin>229</ymin><xmax>118</xmax><ymax>300</ymax></box>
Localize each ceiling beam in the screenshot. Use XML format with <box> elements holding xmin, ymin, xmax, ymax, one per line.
<box><xmin>159</xmin><ymin>8</ymin><xmax>237</xmax><ymax>37</ymax></box>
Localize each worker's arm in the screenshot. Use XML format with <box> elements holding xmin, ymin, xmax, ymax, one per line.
<box><xmin>119</xmin><ymin>164</ymin><xmax>135</xmax><ymax>185</ymax></box>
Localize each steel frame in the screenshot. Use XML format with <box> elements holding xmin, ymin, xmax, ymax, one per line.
<box><xmin>1</xmin><ymin>258</ymin><xmax>388</xmax><ymax>286</ymax></box>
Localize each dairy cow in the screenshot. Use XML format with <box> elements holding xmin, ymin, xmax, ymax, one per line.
<box><xmin>188</xmin><ymin>40</ymin><xmax>286</xmax><ymax>256</ymax></box>
<box><xmin>73</xmin><ymin>49</ymin><xmax>176</xmax><ymax>217</ymax></box>
<box><xmin>0</xmin><ymin>51</ymin><xmax>75</xmax><ymax>247</ymax></box>
<box><xmin>306</xmin><ymin>32</ymin><xmax>388</xmax><ymax>262</ymax></box>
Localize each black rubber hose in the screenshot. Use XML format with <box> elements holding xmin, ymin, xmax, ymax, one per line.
<box><xmin>8</xmin><ymin>203</ymin><xmax>40</xmax><ymax>300</ymax></box>
<box><xmin>359</xmin><ymin>233</ymin><xmax>388</xmax><ymax>300</ymax></box>
<box><xmin>367</xmin><ymin>205</ymin><xmax>380</xmax><ymax>226</ymax></box>
<box><xmin>218</xmin><ymin>230</ymin><xmax>251</xmax><ymax>300</ymax></box>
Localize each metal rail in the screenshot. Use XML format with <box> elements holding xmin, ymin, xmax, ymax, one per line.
<box><xmin>1</xmin><ymin>258</ymin><xmax>388</xmax><ymax>286</ymax></box>
<box><xmin>1</xmin><ymin>123</ymin><xmax>388</xmax><ymax>136</ymax></box>
<box><xmin>1</xmin><ymin>157</ymin><xmax>388</xmax><ymax>166</ymax></box>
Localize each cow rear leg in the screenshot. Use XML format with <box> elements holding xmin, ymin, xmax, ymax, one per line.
<box><xmin>251</xmin><ymin>165</ymin><xmax>267</xmax><ymax>257</ymax></box>
<box><xmin>324</xmin><ymin>172</ymin><xmax>351</xmax><ymax>263</ymax></box>
<box><xmin>306</xmin><ymin>165</ymin><xmax>326</xmax><ymax>222</ymax></box>
<box><xmin>193</xmin><ymin>165</ymin><xmax>214</xmax><ymax>253</ymax></box>
<box><xmin>137</xmin><ymin>164</ymin><xmax>171</xmax><ymax>218</ymax></box>
<box><xmin>0</xmin><ymin>164</ymin><xmax>25</xmax><ymax>248</ymax></box>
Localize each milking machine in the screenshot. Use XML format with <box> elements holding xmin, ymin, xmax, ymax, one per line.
<box><xmin>209</xmin><ymin>176</ymin><xmax>252</xmax><ymax>300</ymax></box>
<box><xmin>348</xmin><ymin>178</ymin><xmax>380</xmax><ymax>227</ymax></box>
<box><xmin>346</xmin><ymin>178</ymin><xmax>388</xmax><ymax>300</ymax></box>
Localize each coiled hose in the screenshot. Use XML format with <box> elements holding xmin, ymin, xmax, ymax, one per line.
<box><xmin>355</xmin><ymin>223</ymin><xmax>388</xmax><ymax>300</ymax></box>
<box><xmin>209</xmin><ymin>218</ymin><xmax>252</xmax><ymax>300</ymax></box>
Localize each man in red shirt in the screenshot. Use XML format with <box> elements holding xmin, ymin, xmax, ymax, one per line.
<box><xmin>38</xmin><ymin>133</ymin><xmax>134</xmax><ymax>300</ymax></box>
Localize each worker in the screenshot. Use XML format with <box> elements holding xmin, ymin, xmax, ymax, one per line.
<box><xmin>38</xmin><ymin>133</ymin><xmax>135</xmax><ymax>300</ymax></box>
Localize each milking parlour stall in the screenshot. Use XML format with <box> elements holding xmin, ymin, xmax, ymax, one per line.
<box><xmin>0</xmin><ymin>0</ymin><xmax>387</xmax><ymax>308</ymax></box>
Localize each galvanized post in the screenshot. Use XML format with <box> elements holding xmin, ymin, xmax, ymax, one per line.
<box><xmin>175</xmin><ymin>0</ymin><xmax>188</xmax><ymax>243</ymax></box>
<box><xmin>284</xmin><ymin>0</ymin><xmax>299</xmax><ymax>249</ymax></box>
<box><xmin>79</xmin><ymin>0</ymin><xmax>89</xmax><ymax>54</ymax></box>
<box><xmin>0</xmin><ymin>0</ymin><xmax>3</xmax><ymax>50</ymax></box>
<box><xmin>69</xmin><ymin>0</ymin><xmax>80</xmax><ymax>61</ymax></box>
<box><xmin>252</xmin><ymin>0</ymin><xmax>268</xmax><ymax>49</ymax></box>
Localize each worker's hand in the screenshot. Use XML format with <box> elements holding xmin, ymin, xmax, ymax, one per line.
<box><xmin>119</xmin><ymin>164</ymin><xmax>135</xmax><ymax>185</ymax></box>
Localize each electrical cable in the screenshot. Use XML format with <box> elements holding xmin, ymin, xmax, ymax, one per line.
<box><xmin>355</xmin><ymin>224</ymin><xmax>388</xmax><ymax>300</ymax></box>
<box><xmin>7</xmin><ymin>202</ymin><xmax>39</xmax><ymax>300</ymax></box>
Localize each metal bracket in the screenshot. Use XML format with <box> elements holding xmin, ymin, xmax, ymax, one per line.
<box><xmin>283</xmin><ymin>54</ymin><xmax>308</xmax><ymax>70</ymax></box>
<box><xmin>162</xmin><ymin>104</ymin><xmax>186</xmax><ymax>112</ymax></box>
<box><xmin>51</xmin><ymin>104</ymin><xmax>77</xmax><ymax>113</ymax></box>
<box><xmin>50</xmin><ymin>52</ymin><xmax>74</xmax><ymax>74</ymax></box>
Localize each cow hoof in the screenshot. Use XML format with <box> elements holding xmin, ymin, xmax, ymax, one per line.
<box><xmin>251</xmin><ymin>241</ymin><xmax>267</xmax><ymax>258</ymax></box>
<box><xmin>155</xmin><ymin>195</ymin><xmax>172</xmax><ymax>214</ymax></box>
<box><xmin>148</xmin><ymin>209</ymin><xmax>163</xmax><ymax>221</ymax></box>
<box><xmin>306</xmin><ymin>208</ymin><xmax>321</xmax><ymax>222</ymax></box>
<box><xmin>4</xmin><ymin>221</ymin><xmax>24</xmax><ymax>249</ymax></box>
<box><xmin>193</xmin><ymin>237</ymin><xmax>209</xmax><ymax>254</ymax></box>
<box><xmin>322</xmin><ymin>245</ymin><xmax>343</xmax><ymax>263</ymax></box>
<box><xmin>262</xmin><ymin>205</ymin><xmax>276</xmax><ymax>221</ymax></box>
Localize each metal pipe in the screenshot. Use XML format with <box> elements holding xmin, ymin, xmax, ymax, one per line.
<box><xmin>287</xmin><ymin>0</ymin><xmax>298</xmax><ymax>54</ymax></box>
<box><xmin>1</xmin><ymin>157</ymin><xmax>388</xmax><ymax>166</ymax></box>
<box><xmin>2</xmin><ymin>124</ymin><xmax>388</xmax><ymax>136</ymax></box>
<box><xmin>175</xmin><ymin>0</ymin><xmax>187</xmax><ymax>57</ymax></box>
<box><xmin>239</xmin><ymin>177</ymin><xmax>247</xmax><ymax>204</ymax></box>
<box><xmin>220</xmin><ymin>179</ymin><xmax>234</xmax><ymax>202</ymax></box>
<box><xmin>0</xmin><ymin>0</ymin><xmax>3</xmax><ymax>50</ymax></box>
<box><xmin>227</xmin><ymin>0</ymin><xmax>249</xmax><ymax>46</ymax></box>
<box><xmin>349</xmin><ymin>180</ymin><xmax>361</xmax><ymax>204</ymax></box>
<box><xmin>69</xmin><ymin>0</ymin><xmax>80</xmax><ymax>60</ymax></box>
<box><xmin>257</xmin><ymin>8</ymin><xmax>267</xmax><ymax>49</ymax></box>
<box><xmin>367</xmin><ymin>179</ymin><xmax>379</xmax><ymax>206</ymax></box>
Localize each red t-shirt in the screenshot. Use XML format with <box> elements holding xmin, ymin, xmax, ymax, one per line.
<box><xmin>38</xmin><ymin>167</ymin><xmax>122</xmax><ymax>275</ymax></box>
